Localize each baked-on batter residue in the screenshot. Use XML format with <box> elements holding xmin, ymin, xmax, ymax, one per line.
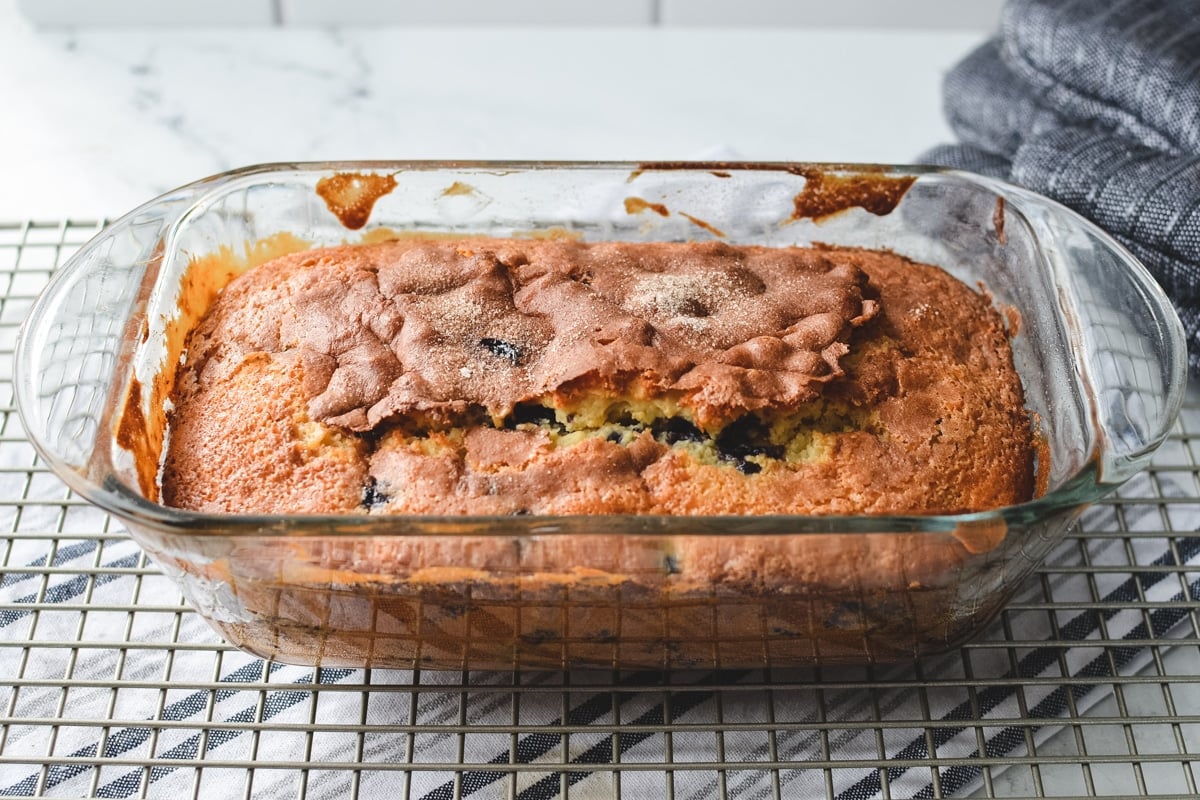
<box><xmin>624</xmin><ymin>197</ymin><xmax>670</xmax><ymax>217</ymax></box>
<box><xmin>441</xmin><ymin>181</ymin><xmax>476</xmax><ymax>197</ymax></box>
<box><xmin>115</xmin><ymin>376</ymin><xmax>156</xmax><ymax>498</ymax></box>
<box><xmin>789</xmin><ymin>168</ymin><xmax>916</xmax><ymax>222</ymax></box>
<box><xmin>679</xmin><ymin>212</ymin><xmax>726</xmax><ymax>238</ymax></box>
<box><xmin>315</xmin><ymin>172</ymin><xmax>398</xmax><ymax>230</ymax></box>
<box><xmin>993</xmin><ymin>196</ymin><xmax>1007</xmax><ymax>244</ymax></box>
<box><xmin>628</xmin><ymin>163</ymin><xmax>916</xmax><ymax>224</ymax></box>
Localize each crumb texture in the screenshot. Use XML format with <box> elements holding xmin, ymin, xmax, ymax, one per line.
<box><xmin>162</xmin><ymin>238</ymin><xmax>1034</xmax><ymax>517</ymax></box>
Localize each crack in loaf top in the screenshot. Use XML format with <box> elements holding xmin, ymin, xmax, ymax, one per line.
<box><xmin>181</xmin><ymin>238</ymin><xmax>880</xmax><ymax>430</ymax></box>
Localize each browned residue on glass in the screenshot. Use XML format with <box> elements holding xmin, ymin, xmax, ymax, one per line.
<box><xmin>637</xmin><ymin>160</ymin><xmax>804</xmax><ymax>173</ymax></box>
<box><xmin>360</xmin><ymin>226</ymin><xmax>584</xmax><ymax>244</ymax></box>
<box><xmin>679</xmin><ymin>212</ymin><xmax>726</xmax><ymax>238</ymax></box>
<box><xmin>1003</xmin><ymin>304</ymin><xmax>1021</xmax><ymax>337</ymax></box>
<box><xmin>441</xmin><ymin>181</ymin><xmax>476</xmax><ymax>197</ymax></box>
<box><xmin>710</xmin><ymin>171</ymin><xmax>731</xmax><ymax>178</ymax></box>
<box><xmin>518</xmin><ymin>227</ymin><xmax>585</xmax><ymax>241</ymax></box>
<box><xmin>993</xmin><ymin>196</ymin><xmax>1007</xmax><ymax>244</ymax></box>
<box><xmin>1033</xmin><ymin>423</ymin><xmax>1051</xmax><ymax>499</ymax></box>
<box><xmin>316</xmin><ymin>172</ymin><xmax>398</xmax><ymax>230</ymax></box>
<box><xmin>624</xmin><ymin>197</ymin><xmax>670</xmax><ymax>217</ymax></box>
<box><xmin>789</xmin><ymin>168</ymin><xmax>916</xmax><ymax>222</ymax></box>
<box><xmin>630</xmin><ymin>163</ymin><xmax>916</xmax><ymax>222</ymax></box>
<box><xmin>951</xmin><ymin>518</ymin><xmax>1009</xmax><ymax>555</ymax></box>
<box><xmin>115</xmin><ymin>377</ymin><xmax>157</xmax><ymax>498</ymax></box>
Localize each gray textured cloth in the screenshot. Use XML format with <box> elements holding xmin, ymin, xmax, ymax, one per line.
<box><xmin>921</xmin><ymin>0</ymin><xmax>1200</xmax><ymax>373</ymax></box>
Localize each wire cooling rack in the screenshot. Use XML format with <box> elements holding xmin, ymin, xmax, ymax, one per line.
<box><xmin>2</xmin><ymin>220</ymin><xmax>1200</xmax><ymax>800</ymax></box>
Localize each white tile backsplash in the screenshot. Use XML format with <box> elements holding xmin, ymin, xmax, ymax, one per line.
<box><xmin>661</xmin><ymin>0</ymin><xmax>1006</xmax><ymax>30</ymax></box>
<box><xmin>17</xmin><ymin>0</ymin><xmax>276</xmax><ymax>26</ymax></box>
<box><xmin>281</xmin><ymin>0</ymin><xmax>654</xmax><ymax>25</ymax></box>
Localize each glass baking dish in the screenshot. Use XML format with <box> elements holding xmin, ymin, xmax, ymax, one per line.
<box><xmin>14</xmin><ymin>162</ymin><xmax>1187</xmax><ymax>670</ymax></box>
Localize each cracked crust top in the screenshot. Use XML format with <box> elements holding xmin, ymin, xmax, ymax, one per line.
<box><xmin>161</xmin><ymin>238</ymin><xmax>1034</xmax><ymax>517</ymax></box>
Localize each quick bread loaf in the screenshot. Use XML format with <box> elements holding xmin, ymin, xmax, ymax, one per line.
<box><xmin>161</xmin><ymin>238</ymin><xmax>1035</xmax><ymax>516</ymax></box>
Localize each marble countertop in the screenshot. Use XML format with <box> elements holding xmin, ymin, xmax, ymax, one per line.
<box><xmin>0</xmin><ymin>0</ymin><xmax>984</xmax><ymax>221</ymax></box>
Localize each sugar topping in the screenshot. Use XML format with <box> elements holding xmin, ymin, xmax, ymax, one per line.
<box><xmin>182</xmin><ymin>238</ymin><xmax>879</xmax><ymax>430</ymax></box>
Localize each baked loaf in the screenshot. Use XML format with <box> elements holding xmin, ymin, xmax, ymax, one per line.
<box><xmin>161</xmin><ymin>238</ymin><xmax>1034</xmax><ymax>516</ymax></box>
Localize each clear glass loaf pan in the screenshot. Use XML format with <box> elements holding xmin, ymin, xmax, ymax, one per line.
<box><xmin>15</xmin><ymin>162</ymin><xmax>1187</xmax><ymax>670</ymax></box>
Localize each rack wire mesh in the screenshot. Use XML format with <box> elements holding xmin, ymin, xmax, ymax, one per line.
<box><xmin>1</xmin><ymin>219</ymin><xmax>1200</xmax><ymax>799</ymax></box>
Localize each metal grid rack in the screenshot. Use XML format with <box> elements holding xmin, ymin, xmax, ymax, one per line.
<box><xmin>2</xmin><ymin>219</ymin><xmax>1200</xmax><ymax>800</ymax></box>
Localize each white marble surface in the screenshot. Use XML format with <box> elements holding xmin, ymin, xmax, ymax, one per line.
<box><xmin>0</xmin><ymin>0</ymin><xmax>985</xmax><ymax>221</ymax></box>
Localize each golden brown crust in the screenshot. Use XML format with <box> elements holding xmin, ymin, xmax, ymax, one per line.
<box><xmin>163</xmin><ymin>238</ymin><xmax>1033</xmax><ymax>518</ymax></box>
<box><xmin>174</xmin><ymin>238</ymin><xmax>876</xmax><ymax>428</ymax></box>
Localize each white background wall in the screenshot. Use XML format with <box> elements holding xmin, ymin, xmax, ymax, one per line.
<box><xmin>17</xmin><ymin>0</ymin><xmax>1006</xmax><ymax>29</ymax></box>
